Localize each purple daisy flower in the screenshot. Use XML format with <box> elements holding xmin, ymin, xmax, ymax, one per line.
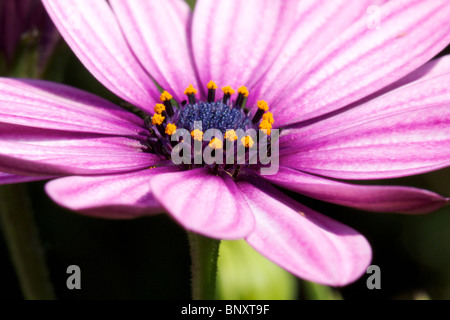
<box><xmin>1</xmin><ymin>0</ymin><xmax>450</xmax><ymax>287</ymax></box>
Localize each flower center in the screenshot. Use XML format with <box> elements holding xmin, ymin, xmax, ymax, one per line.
<box><xmin>143</xmin><ymin>82</ymin><xmax>276</xmax><ymax>179</ymax></box>
<box><xmin>176</xmin><ymin>101</ymin><xmax>250</xmax><ymax>133</ymax></box>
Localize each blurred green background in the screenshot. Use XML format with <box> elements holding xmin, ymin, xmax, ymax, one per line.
<box><xmin>1</xmin><ymin>0</ymin><xmax>450</xmax><ymax>300</ymax></box>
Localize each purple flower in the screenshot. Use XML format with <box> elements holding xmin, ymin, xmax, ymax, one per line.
<box><xmin>1</xmin><ymin>0</ymin><xmax>450</xmax><ymax>286</ymax></box>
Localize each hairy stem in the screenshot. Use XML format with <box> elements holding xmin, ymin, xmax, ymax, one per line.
<box><xmin>0</xmin><ymin>184</ymin><xmax>55</xmax><ymax>300</ymax></box>
<box><xmin>188</xmin><ymin>232</ymin><xmax>220</xmax><ymax>300</ymax></box>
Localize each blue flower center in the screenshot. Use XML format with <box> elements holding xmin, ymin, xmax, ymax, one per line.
<box><xmin>176</xmin><ymin>101</ymin><xmax>251</xmax><ymax>133</ymax></box>
<box><xmin>143</xmin><ymin>82</ymin><xmax>275</xmax><ymax>178</ymax></box>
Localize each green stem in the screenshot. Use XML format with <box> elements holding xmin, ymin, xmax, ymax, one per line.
<box><xmin>188</xmin><ymin>232</ymin><xmax>220</xmax><ymax>300</ymax></box>
<box><xmin>0</xmin><ymin>184</ymin><xmax>56</xmax><ymax>300</ymax></box>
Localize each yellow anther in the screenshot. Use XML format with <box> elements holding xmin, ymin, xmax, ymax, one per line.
<box><xmin>165</xmin><ymin>123</ymin><xmax>177</xmax><ymax>136</ymax></box>
<box><xmin>222</xmin><ymin>86</ymin><xmax>235</xmax><ymax>96</ymax></box>
<box><xmin>241</xmin><ymin>136</ymin><xmax>255</xmax><ymax>148</ymax></box>
<box><xmin>259</xmin><ymin>120</ymin><xmax>272</xmax><ymax>135</ymax></box>
<box><xmin>160</xmin><ymin>91</ymin><xmax>173</xmax><ymax>102</ymax></box>
<box><xmin>184</xmin><ymin>84</ymin><xmax>198</xmax><ymax>95</ymax></box>
<box><xmin>224</xmin><ymin>130</ymin><xmax>238</xmax><ymax>142</ymax></box>
<box><xmin>238</xmin><ymin>86</ymin><xmax>249</xmax><ymax>97</ymax></box>
<box><xmin>152</xmin><ymin>113</ymin><xmax>165</xmax><ymax>125</ymax></box>
<box><xmin>262</xmin><ymin>111</ymin><xmax>274</xmax><ymax>125</ymax></box>
<box><xmin>207</xmin><ymin>80</ymin><xmax>218</xmax><ymax>90</ymax></box>
<box><xmin>257</xmin><ymin>100</ymin><xmax>269</xmax><ymax>111</ymax></box>
<box><xmin>209</xmin><ymin>138</ymin><xmax>223</xmax><ymax>150</ymax></box>
<box><xmin>154</xmin><ymin>103</ymin><xmax>166</xmax><ymax>114</ymax></box>
<box><xmin>191</xmin><ymin>129</ymin><xmax>204</xmax><ymax>141</ymax></box>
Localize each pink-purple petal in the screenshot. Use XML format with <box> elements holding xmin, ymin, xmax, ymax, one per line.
<box><xmin>0</xmin><ymin>78</ymin><xmax>146</xmax><ymax>139</ymax></box>
<box><xmin>110</xmin><ymin>0</ymin><xmax>199</xmax><ymax>101</ymax></box>
<box><xmin>191</xmin><ymin>0</ymin><xmax>299</xmax><ymax>97</ymax></box>
<box><xmin>0</xmin><ymin>134</ymin><xmax>161</xmax><ymax>176</ymax></box>
<box><xmin>261</xmin><ymin>167</ymin><xmax>448</xmax><ymax>214</ymax></box>
<box><xmin>364</xmin><ymin>54</ymin><xmax>450</xmax><ymax>101</ymax></box>
<box><xmin>281</xmin><ymin>103</ymin><xmax>450</xmax><ymax>179</ymax></box>
<box><xmin>282</xmin><ymin>57</ymin><xmax>450</xmax><ymax>146</ymax></box>
<box><xmin>273</xmin><ymin>0</ymin><xmax>450</xmax><ymax>126</ymax></box>
<box><xmin>239</xmin><ymin>181</ymin><xmax>371</xmax><ymax>286</ymax></box>
<box><xmin>251</xmin><ymin>0</ymin><xmax>386</xmax><ymax>108</ymax></box>
<box><xmin>45</xmin><ymin>166</ymin><xmax>176</xmax><ymax>219</ymax></box>
<box><xmin>150</xmin><ymin>168</ymin><xmax>254</xmax><ymax>240</ymax></box>
<box><xmin>42</xmin><ymin>0</ymin><xmax>159</xmax><ymax>112</ymax></box>
<box><xmin>0</xmin><ymin>172</ymin><xmax>54</xmax><ymax>185</ymax></box>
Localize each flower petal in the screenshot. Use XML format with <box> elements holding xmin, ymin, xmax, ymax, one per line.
<box><xmin>0</xmin><ymin>78</ymin><xmax>146</xmax><ymax>139</ymax></box>
<box><xmin>365</xmin><ymin>54</ymin><xmax>450</xmax><ymax>101</ymax></box>
<box><xmin>0</xmin><ymin>129</ymin><xmax>160</xmax><ymax>176</ymax></box>
<box><xmin>150</xmin><ymin>168</ymin><xmax>254</xmax><ymax>240</ymax></box>
<box><xmin>0</xmin><ymin>172</ymin><xmax>54</xmax><ymax>185</ymax></box>
<box><xmin>110</xmin><ymin>0</ymin><xmax>199</xmax><ymax>101</ymax></box>
<box><xmin>45</xmin><ymin>166</ymin><xmax>176</xmax><ymax>219</ymax></box>
<box><xmin>42</xmin><ymin>0</ymin><xmax>159</xmax><ymax>112</ymax></box>
<box><xmin>191</xmin><ymin>0</ymin><xmax>299</xmax><ymax>96</ymax></box>
<box><xmin>239</xmin><ymin>180</ymin><xmax>371</xmax><ymax>286</ymax></box>
<box><xmin>251</xmin><ymin>0</ymin><xmax>384</xmax><ymax>107</ymax></box>
<box><xmin>273</xmin><ymin>0</ymin><xmax>450</xmax><ymax>126</ymax></box>
<box><xmin>282</xmin><ymin>56</ymin><xmax>450</xmax><ymax>145</ymax></box>
<box><xmin>261</xmin><ymin>167</ymin><xmax>448</xmax><ymax>214</ymax></box>
<box><xmin>281</xmin><ymin>103</ymin><xmax>450</xmax><ymax>179</ymax></box>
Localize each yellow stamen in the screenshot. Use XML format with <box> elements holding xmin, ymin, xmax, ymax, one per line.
<box><xmin>224</xmin><ymin>130</ymin><xmax>238</xmax><ymax>142</ymax></box>
<box><xmin>184</xmin><ymin>84</ymin><xmax>198</xmax><ymax>95</ymax></box>
<box><xmin>222</xmin><ymin>86</ymin><xmax>235</xmax><ymax>96</ymax></box>
<box><xmin>209</xmin><ymin>138</ymin><xmax>223</xmax><ymax>150</ymax></box>
<box><xmin>238</xmin><ymin>86</ymin><xmax>249</xmax><ymax>97</ymax></box>
<box><xmin>154</xmin><ymin>103</ymin><xmax>166</xmax><ymax>114</ymax></box>
<box><xmin>207</xmin><ymin>80</ymin><xmax>218</xmax><ymax>90</ymax></box>
<box><xmin>152</xmin><ymin>113</ymin><xmax>165</xmax><ymax>125</ymax></box>
<box><xmin>165</xmin><ymin>123</ymin><xmax>177</xmax><ymax>136</ymax></box>
<box><xmin>259</xmin><ymin>120</ymin><xmax>272</xmax><ymax>135</ymax></box>
<box><xmin>191</xmin><ymin>129</ymin><xmax>203</xmax><ymax>141</ymax></box>
<box><xmin>160</xmin><ymin>91</ymin><xmax>173</xmax><ymax>102</ymax></box>
<box><xmin>257</xmin><ymin>100</ymin><xmax>269</xmax><ymax>111</ymax></box>
<box><xmin>241</xmin><ymin>136</ymin><xmax>254</xmax><ymax>148</ymax></box>
<box><xmin>262</xmin><ymin>111</ymin><xmax>274</xmax><ymax>125</ymax></box>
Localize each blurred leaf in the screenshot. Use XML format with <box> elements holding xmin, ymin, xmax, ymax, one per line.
<box><xmin>40</xmin><ymin>42</ymin><xmax>71</xmax><ymax>82</ymax></box>
<box><xmin>216</xmin><ymin>239</ymin><xmax>297</xmax><ymax>300</ymax></box>
<box><xmin>8</xmin><ymin>29</ymin><xmax>40</xmax><ymax>78</ymax></box>
<box><xmin>302</xmin><ymin>281</ymin><xmax>342</xmax><ymax>300</ymax></box>
<box><xmin>185</xmin><ymin>0</ymin><xmax>196</xmax><ymax>10</ymax></box>
<box><xmin>413</xmin><ymin>291</ymin><xmax>431</xmax><ymax>300</ymax></box>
